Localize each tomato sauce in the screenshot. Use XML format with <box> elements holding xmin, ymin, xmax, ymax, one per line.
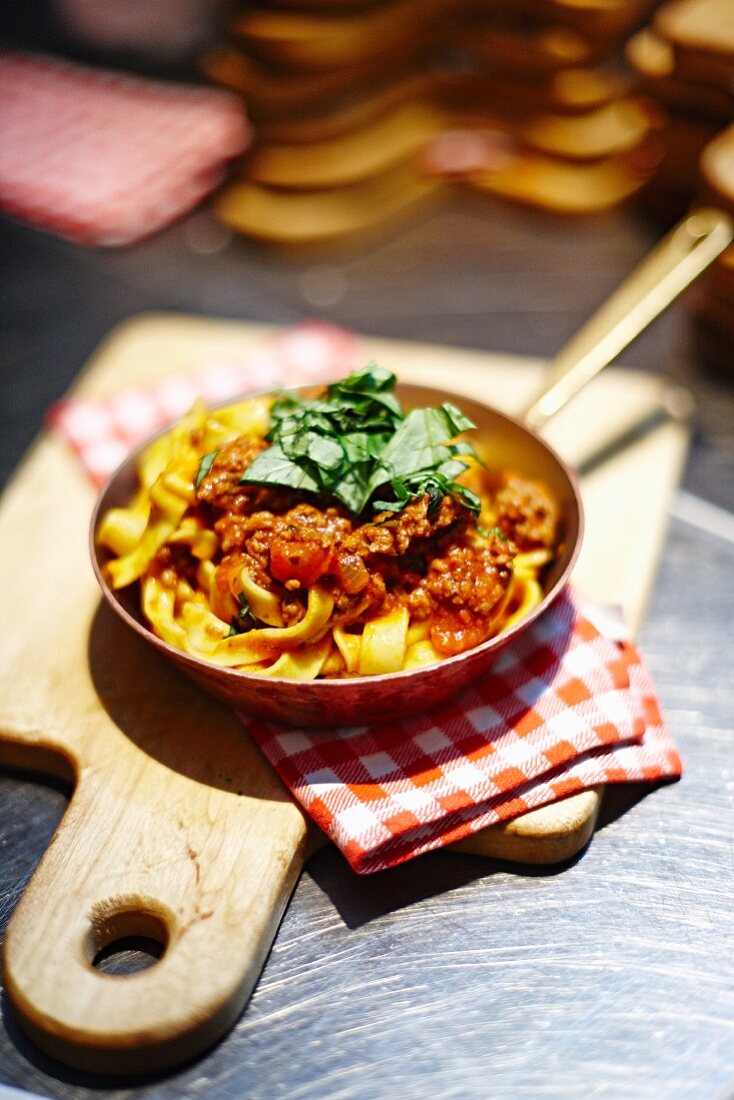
<box><xmin>194</xmin><ymin>440</ymin><xmax>559</xmax><ymax>655</ymax></box>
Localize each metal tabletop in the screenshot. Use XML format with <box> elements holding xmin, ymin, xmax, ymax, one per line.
<box><xmin>2</xmin><ymin>181</ymin><xmax>734</xmax><ymax>1099</ymax></box>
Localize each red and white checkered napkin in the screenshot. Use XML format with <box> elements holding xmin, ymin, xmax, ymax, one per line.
<box><xmin>0</xmin><ymin>50</ymin><xmax>251</xmax><ymax>246</ymax></box>
<box><xmin>243</xmin><ymin>590</ymin><xmax>681</xmax><ymax>872</ymax></box>
<box><xmin>50</xmin><ymin>323</ymin><xmax>682</xmax><ymax>873</ymax></box>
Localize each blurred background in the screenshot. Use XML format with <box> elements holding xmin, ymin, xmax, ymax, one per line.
<box><xmin>1</xmin><ymin>0</ymin><xmax>733</xmax><ymax>500</ymax></box>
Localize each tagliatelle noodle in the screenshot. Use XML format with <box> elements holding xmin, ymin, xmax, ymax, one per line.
<box><xmin>403</xmin><ymin>638</ymin><xmax>444</xmax><ymax>670</ymax></box>
<box><xmin>514</xmin><ymin>549</ymin><xmax>553</xmax><ymax>576</ymax></box>
<box><xmin>142</xmin><ymin>576</ymin><xmax>189</xmax><ymax>651</ymax></box>
<box><xmin>258</xmin><ymin>635</ymin><xmax>333</xmax><ymax>680</ymax></box>
<box><xmin>238</xmin><ymin>566</ymin><xmax>284</xmax><ymax>626</ymax></box>
<box><xmin>358</xmin><ymin>605</ymin><xmax>409</xmax><ymax>675</ymax></box>
<box><xmin>503</xmin><ymin>576</ymin><xmax>544</xmax><ymax>633</ymax></box>
<box><xmin>97</xmin><ymin>507</ymin><xmax>148</xmax><ymax>557</ymax></box>
<box><xmin>333</xmin><ymin>627</ymin><xmax>362</xmax><ymax>673</ymax></box>
<box><xmin>103</xmin><ymin>403</ymin><xmax>205</xmax><ymax>588</ymax></box>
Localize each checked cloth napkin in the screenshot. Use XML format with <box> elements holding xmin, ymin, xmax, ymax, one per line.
<box><xmin>0</xmin><ymin>51</ymin><xmax>251</xmax><ymax>246</ymax></box>
<box><xmin>50</xmin><ymin>323</ymin><xmax>682</xmax><ymax>873</ymax></box>
<box><xmin>244</xmin><ymin>592</ymin><xmax>680</xmax><ymax>872</ymax></box>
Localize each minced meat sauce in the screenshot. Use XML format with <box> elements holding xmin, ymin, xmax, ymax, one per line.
<box><xmin>189</xmin><ymin>435</ymin><xmax>559</xmax><ymax>656</ymax></box>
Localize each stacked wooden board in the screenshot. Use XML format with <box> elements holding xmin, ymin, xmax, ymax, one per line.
<box><xmin>623</xmin><ymin>0</ymin><xmax>734</xmax><ymax>374</ymax></box>
<box><xmin>626</xmin><ymin>0</ymin><xmax>734</xmax><ymax>220</ymax></box>
<box><xmin>203</xmin><ymin>0</ymin><xmax>666</xmax><ymax>243</ymax></box>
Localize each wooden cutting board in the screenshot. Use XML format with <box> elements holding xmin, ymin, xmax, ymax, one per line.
<box><xmin>0</xmin><ymin>314</ymin><xmax>690</xmax><ymax>1076</ymax></box>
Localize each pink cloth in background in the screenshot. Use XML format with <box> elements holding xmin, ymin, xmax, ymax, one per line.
<box><xmin>0</xmin><ymin>50</ymin><xmax>251</xmax><ymax>246</ymax></box>
<box><xmin>57</xmin><ymin>0</ymin><xmax>224</xmax><ymax>60</ymax></box>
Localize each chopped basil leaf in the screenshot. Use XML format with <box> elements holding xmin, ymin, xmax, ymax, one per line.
<box><xmin>366</xmin><ymin>406</ymin><xmax>473</xmax><ymax>494</ymax></box>
<box><xmin>286</xmin><ymin>430</ymin><xmax>343</xmax><ymax>471</ymax></box>
<box><xmin>225</xmin><ymin>593</ymin><xmax>261</xmax><ymax>635</ymax></box>
<box><xmin>243</xmin><ymin>442</ymin><xmax>322</xmax><ymax>495</ymax></box>
<box><xmin>195</xmin><ymin>449</ymin><xmax>219</xmax><ymax>488</ymax></box>
<box><xmin>374</xmin><ymin>471</ymin><xmax>481</xmax><ymax>518</ymax></box>
<box><xmin>239</xmin><ymin>365</ymin><xmax>482</xmax><ymax>520</ymax></box>
<box><xmin>477</xmin><ymin>525</ymin><xmax>508</xmax><ymax>541</ymax></box>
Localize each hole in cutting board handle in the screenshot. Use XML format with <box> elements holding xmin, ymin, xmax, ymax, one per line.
<box><xmin>85</xmin><ymin>898</ymin><xmax>172</xmax><ymax>978</ymax></box>
<box><xmin>92</xmin><ymin>935</ymin><xmax>164</xmax><ymax>976</ymax></box>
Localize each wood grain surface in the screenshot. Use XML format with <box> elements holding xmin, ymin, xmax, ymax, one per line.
<box><xmin>0</xmin><ymin>315</ymin><xmax>689</xmax><ymax>1075</ymax></box>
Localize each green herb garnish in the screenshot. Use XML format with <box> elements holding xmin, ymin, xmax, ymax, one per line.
<box><xmin>477</xmin><ymin>525</ymin><xmax>508</xmax><ymax>541</ymax></box>
<box><xmin>225</xmin><ymin>594</ymin><xmax>260</xmax><ymax>636</ymax></box>
<box><xmin>240</xmin><ymin>365</ymin><xmax>481</xmax><ymax>518</ymax></box>
<box><xmin>195</xmin><ymin>449</ymin><xmax>219</xmax><ymax>488</ymax></box>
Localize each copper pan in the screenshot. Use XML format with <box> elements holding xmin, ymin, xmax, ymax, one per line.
<box><xmin>90</xmin><ymin>209</ymin><xmax>731</xmax><ymax>726</ymax></box>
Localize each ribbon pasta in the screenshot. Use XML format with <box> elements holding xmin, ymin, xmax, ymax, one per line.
<box><xmin>98</xmin><ymin>395</ymin><xmax>556</xmax><ymax>682</ymax></box>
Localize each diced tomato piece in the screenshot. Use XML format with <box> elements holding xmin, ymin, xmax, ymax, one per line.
<box><xmin>270</xmin><ymin>538</ymin><xmax>334</xmax><ymax>586</ymax></box>
<box><xmin>430</xmin><ymin>608</ymin><xmax>492</xmax><ymax>656</ymax></box>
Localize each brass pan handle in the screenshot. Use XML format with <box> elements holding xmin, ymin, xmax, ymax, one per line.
<box><xmin>522</xmin><ymin>208</ymin><xmax>734</xmax><ymax>432</ymax></box>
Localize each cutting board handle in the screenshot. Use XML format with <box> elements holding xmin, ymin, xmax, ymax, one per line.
<box><xmin>3</xmin><ymin>731</ymin><xmax>307</xmax><ymax>1076</ymax></box>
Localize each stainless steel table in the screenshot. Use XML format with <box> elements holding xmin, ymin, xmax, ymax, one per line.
<box><xmin>2</xmin><ymin>191</ymin><xmax>733</xmax><ymax>1100</ymax></box>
